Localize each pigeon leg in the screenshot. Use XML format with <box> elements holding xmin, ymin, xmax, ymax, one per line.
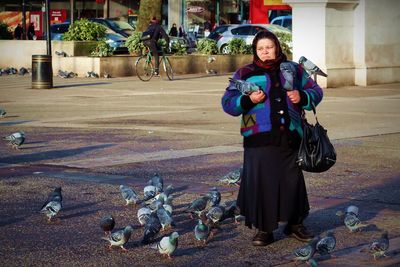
<box><xmin>120</xmin><ymin>246</ymin><xmax>128</xmax><ymax>252</ymax></box>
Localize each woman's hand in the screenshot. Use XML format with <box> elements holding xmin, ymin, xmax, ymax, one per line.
<box><xmin>287</xmin><ymin>90</ymin><xmax>301</xmax><ymax>104</ymax></box>
<box><xmin>249</xmin><ymin>90</ymin><xmax>266</xmax><ymax>104</ymax></box>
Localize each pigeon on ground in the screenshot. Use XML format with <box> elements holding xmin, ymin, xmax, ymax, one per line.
<box><xmin>206</xmin><ymin>205</ymin><xmax>225</xmax><ymax>225</ymax></box>
<box><xmin>58</xmin><ymin>70</ymin><xmax>77</xmax><ymax>78</ymax></box>
<box><xmin>365</xmin><ymin>231</ymin><xmax>389</xmax><ymax>260</ymax></box>
<box><xmin>55</xmin><ymin>51</ymin><xmax>68</xmax><ymax>57</ymax></box>
<box><xmin>280</xmin><ymin>62</ymin><xmax>297</xmax><ymax>91</ymax></box>
<box><xmin>137</xmin><ymin>206</ymin><xmax>152</xmax><ymax>226</ymax></box>
<box><xmin>293</xmin><ymin>238</ymin><xmax>318</xmax><ymax>264</ymax></box>
<box><xmin>0</xmin><ymin>107</ymin><xmax>6</xmax><ymax>118</ymax></box>
<box><xmin>18</xmin><ymin>67</ymin><xmax>29</xmax><ymax>76</ymax></box>
<box><xmin>316</xmin><ymin>230</ymin><xmax>336</xmax><ymax>255</ymax></box>
<box><xmin>220</xmin><ymin>200</ymin><xmax>243</xmax><ymax>223</ymax></box>
<box><xmin>142</xmin><ymin>213</ymin><xmax>162</xmax><ymax>244</ymax></box>
<box><xmin>218</xmin><ymin>168</ymin><xmax>242</xmax><ymax>186</ymax></box>
<box><xmin>208</xmin><ymin>187</ymin><xmax>221</xmax><ymax>207</ymax></box>
<box><xmin>156</xmin><ymin>205</ymin><xmax>175</xmax><ymax>231</ymax></box>
<box><xmin>156</xmin><ymin>184</ymin><xmax>174</xmax><ymax>202</ymax></box>
<box><xmin>148</xmin><ymin>173</ymin><xmax>164</xmax><ymax>194</ymax></box>
<box><xmin>40</xmin><ymin>187</ymin><xmax>62</xmax><ymax>222</ymax></box>
<box><xmin>298</xmin><ymin>56</ymin><xmax>328</xmax><ymax>79</ymax></box>
<box><xmin>207</xmin><ymin>56</ymin><xmax>216</xmax><ymax>63</ymax></box>
<box><xmin>185</xmin><ymin>195</ymin><xmax>210</xmax><ymax>219</ymax></box>
<box><xmin>194</xmin><ymin>219</ymin><xmax>210</xmax><ymax>245</ymax></box>
<box><xmin>3</xmin><ymin>131</ymin><xmax>25</xmax><ymax>149</ymax></box>
<box><xmin>86</xmin><ymin>71</ymin><xmax>99</xmax><ymax>78</ymax></box>
<box><xmin>153</xmin><ymin>232</ymin><xmax>179</xmax><ymax>259</ymax></box>
<box><xmin>100</xmin><ymin>215</ymin><xmax>115</xmax><ymax>236</ymax></box>
<box><xmin>344</xmin><ymin>212</ymin><xmax>368</xmax><ymax>232</ymax></box>
<box><xmin>102</xmin><ymin>225</ymin><xmax>133</xmax><ymax>251</ymax></box>
<box><xmin>119</xmin><ymin>185</ymin><xmax>140</xmax><ymax>205</ymax></box>
<box><xmin>228</xmin><ymin>78</ymin><xmax>261</xmax><ymax>95</ymax></box>
<box><xmin>143</xmin><ymin>185</ymin><xmax>157</xmax><ymax>202</ymax></box>
<box><xmin>103</xmin><ymin>72</ymin><xmax>111</xmax><ymax>78</ymax></box>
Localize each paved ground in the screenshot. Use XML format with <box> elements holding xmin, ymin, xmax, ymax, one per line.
<box><xmin>0</xmin><ymin>74</ymin><xmax>399</xmax><ymax>266</ymax></box>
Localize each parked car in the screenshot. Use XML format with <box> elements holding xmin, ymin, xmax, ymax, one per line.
<box><xmin>270</xmin><ymin>15</ymin><xmax>292</xmax><ymax>31</ymax></box>
<box><xmin>48</xmin><ymin>22</ymin><xmax>128</xmax><ymax>54</ymax></box>
<box><xmin>207</xmin><ymin>24</ymin><xmax>232</xmax><ymax>41</ymax></box>
<box><xmin>208</xmin><ymin>24</ymin><xmax>291</xmax><ymax>54</ymax></box>
<box><xmin>88</xmin><ymin>18</ymin><xmax>135</xmax><ymax>37</ymax></box>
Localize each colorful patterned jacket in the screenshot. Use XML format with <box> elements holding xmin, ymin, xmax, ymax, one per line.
<box><xmin>221</xmin><ymin>61</ymin><xmax>323</xmax><ymax>138</ymax></box>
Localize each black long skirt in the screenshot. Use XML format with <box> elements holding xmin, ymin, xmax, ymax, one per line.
<box><xmin>237</xmin><ymin>144</ymin><xmax>310</xmax><ymax>233</ymax></box>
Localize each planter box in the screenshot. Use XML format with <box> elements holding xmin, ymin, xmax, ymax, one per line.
<box><xmin>52</xmin><ymin>41</ymin><xmax>98</xmax><ymax>57</ymax></box>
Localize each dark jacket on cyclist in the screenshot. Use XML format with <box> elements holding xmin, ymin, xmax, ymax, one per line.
<box><xmin>143</xmin><ymin>18</ymin><xmax>170</xmax><ymax>74</ymax></box>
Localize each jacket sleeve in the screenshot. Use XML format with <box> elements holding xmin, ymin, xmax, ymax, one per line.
<box><xmin>221</xmin><ymin>70</ymin><xmax>245</xmax><ymax>117</ymax></box>
<box><xmin>298</xmin><ymin>66</ymin><xmax>323</xmax><ymax>110</ymax></box>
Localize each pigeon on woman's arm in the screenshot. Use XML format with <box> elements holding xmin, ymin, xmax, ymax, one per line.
<box><xmin>228</xmin><ymin>78</ymin><xmax>261</xmax><ymax>95</ymax></box>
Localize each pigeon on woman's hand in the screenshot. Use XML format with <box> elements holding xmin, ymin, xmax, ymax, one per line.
<box><xmin>102</xmin><ymin>225</ymin><xmax>133</xmax><ymax>251</ymax></box>
<box><xmin>280</xmin><ymin>62</ymin><xmax>297</xmax><ymax>91</ymax></box>
<box><xmin>100</xmin><ymin>215</ymin><xmax>115</xmax><ymax>236</ymax></box>
<box><xmin>228</xmin><ymin>78</ymin><xmax>261</xmax><ymax>95</ymax></box>
<box><xmin>120</xmin><ymin>185</ymin><xmax>140</xmax><ymax>205</ymax></box>
<box><xmin>299</xmin><ymin>56</ymin><xmax>327</xmax><ymax>78</ymax></box>
<box><xmin>152</xmin><ymin>232</ymin><xmax>179</xmax><ymax>259</ymax></box>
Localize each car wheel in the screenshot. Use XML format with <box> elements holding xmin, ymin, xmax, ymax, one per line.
<box><xmin>221</xmin><ymin>44</ymin><xmax>230</xmax><ymax>54</ymax></box>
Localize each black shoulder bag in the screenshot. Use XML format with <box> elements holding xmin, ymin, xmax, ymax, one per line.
<box><xmin>297</xmin><ymin>104</ymin><xmax>336</xmax><ymax>172</ymax></box>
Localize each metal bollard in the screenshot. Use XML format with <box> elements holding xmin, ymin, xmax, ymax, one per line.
<box><xmin>32</xmin><ymin>55</ymin><xmax>53</xmax><ymax>89</ymax></box>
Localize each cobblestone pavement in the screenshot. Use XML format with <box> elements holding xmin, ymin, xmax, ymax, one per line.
<box><xmin>0</xmin><ymin>75</ymin><xmax>399</xmax><ymax>266</ymax></box>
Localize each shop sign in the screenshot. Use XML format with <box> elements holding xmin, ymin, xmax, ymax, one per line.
<box><xmin>187</xmin><ymin>6</ymin><xmax>205</xmax><ymax>13</ymax></box>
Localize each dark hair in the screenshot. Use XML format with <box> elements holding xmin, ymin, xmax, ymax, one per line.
<box><xmin>252</xmin><ymin>30</ymin><xmax>282</xmax><ymax>58</ymax></box>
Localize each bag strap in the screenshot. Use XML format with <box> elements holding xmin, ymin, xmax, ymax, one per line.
<box><xmin>302</xmin><ymin>101</ymin><xmax>319</xmax><ymax>124</ymax></box>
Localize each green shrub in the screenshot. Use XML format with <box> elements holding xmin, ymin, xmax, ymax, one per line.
<box><xmin>0</xmin><ymin>21</ymin><xmax>13</xmax><ymax>40</ymax></box>
<box><xmin>170</xmin><ymin>41</ymin><xmax>188</xmax><ymax>56</ymax></box>
<box><xmin>91</xmin><ymin>40</ymin><xmax>113</xmax><ymax>57</ymax></box>
<box><xmin>227</xmin><ymin>38</ymin><xmax>252</xmax><ymax>55</ymax></box>
<box><xmin>275</xmin><ymin>31</ymin><xmax>292</xmax><ymax>59</ymax></box>
<box><xmin>196</xmin><ymin>38</ymin><xmax>218</xmax><ymax>55</ymax></box>
<box><xmin>63</xmin><ymin>19</ymin><xmax>106</xmax><ymax>41</ymax></box>
<box><xmin>125</xmin><ymin>31</ymin><xmax>146</xmax><ymax>55</ymax></box>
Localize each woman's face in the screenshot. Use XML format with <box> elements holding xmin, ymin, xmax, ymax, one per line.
<box><xmin>256</xmin><ymin>38</ymin><xmax>276</xmax><ymax>61</ymax></box>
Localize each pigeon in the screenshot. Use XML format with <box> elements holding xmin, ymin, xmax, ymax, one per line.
<box><xmin>336</xmin><ymin>205</ymin><xmax>359</xmax><ymax>218</ymax></box>
<box><xmin>100</xmin><ymin>215</ymin><xmax>115</xmax><ymax>236</ymax></box>
<box><xmin>293</xmin><ymin>238</ymin><xmax>318</xmax><ymax>264</ymax></box>
<box><xmin>3</xmin><ymin>131</ymin><xmax>25</xmax><ymax>149</ymax></box>
<box><xmin>58</xmin><ymin>70</ymin><xmax>77</xmax><ymax>78</ymax></box>
<box><xmin>143</xmin><ymin>185</ymin><xmax>157</xmax><ymax>202</ymax></box>
<box><xmin>207</xmin><ymin>56</ymin><xmax>216</xmax><ymax>63</ymax></box>
<box><xmin>206</xmin><ymin>205</ymin><xmax>225</xmax><ymax>225</ymax></box>
<box><xmin>194</xmin><ymin>219</ymin><xmax>210</xmax><ymax>245</ymax></box>
<box><xmin>298</xmin><ymin>56</ymin><xmax>328</xmax><ymax>79</ymax></box>
<box><xmin>55</xmin><ymin>51</ymin><xmax>68</xmax><ymax>57</ymax></box>
<box><xmin>142</xmin><ymin>213</ymin><xmax>162</xmax><ymax>244</ymax></box>
<box><xmin>18</xmin><ymin>67</ymin><xmax>29</xmax><ymax>76</ymax></box>
<box><xmin>220</xmin><ymin>200</ymin><xmax>243</xmax><ymax>223</ymax></box>
<box><xmin>163</xmin><ymin>202</ymin><xmax>173</xmax><ymax>215</ymax></box>
<box><xmin>148</xmin><ymin>173</ymin><xmax>164</xmax><ymax>194</ymax></box>
<box><xmin>185</xmin><ymin>195</ymin><xmax>210</xmax><ymax>219</ymax></box>
<box><xmin>316</xmin><ymin>230</ymin><xmax>336</xmax><ymax>255</ymax></box>
<box><xmin>280</xmin><ymin>62</ymin><xmax>297</xmax><ymax>91</ymax></box>
<box><xmin>103</xmin><ymin>72</ymin><xmax>111</xmax><ymax>78</ymax></box>
<box><xmin>147</xmin><ymin>198</ymin><xmax>164</xmax><ymax>212</ymax></box>
<box><xmin>208</xmin><ymin>187</ymin><xmax>221</xmax><ymax>207</ymax></box>
<box><xmin>218</xmin><ymin>168</ymin><xmax>242</xmax><ymax>186</ymax></box>
<box><xmin>344</xmin><ymin>212</ymin><xmax>368</xmax><ymax>232</ymax></box>
<box><xmin>365</xmin><ymin>231</ymin><xmax>389</xmax><ymax>260</ymax></box>
<box><xmin>119</xmin><ymin>185</ymin><xmax>140</xmax><ymax>205</ymax></box>
<box><xmin>40</xmin><ymin>187</ymin><xmax>62</xmax><ymax>222</ymax></box>
<box><xmin>0</xmin><ymin>107</ymin><xmax>6</xmax><ymax>118</ymax></box>
<box><xmin>156</xmin><ymin>184</ymin><xmax>174</xmax><ymax>203</ymax></box>
<box><xmin>137</xmin><ymin>206</ymin><xmax>152</xmax><ymax>226</ymax></box>
<box><xmin>156</xmin><ymin>205</ymin><xmax>175</xmax><ymax>231</ymax></box>
<box><xmin>153</xmin><ymin>232</ymin><xmax>179</xmax><ymax>259</ymax></box>
<box><xmin>86</xmin><ymin>71</ymin><xmax>99</xmax><ymax>78</ymax></box>
<box><xmin>102</xmin><ymin>225</ymin><xmax>133</xmax><ymax>251</ymax></box>
<box><xmin>228</xmin><ymin>78</ymin><xmax>260</xmax><ymax>95</ymax></box>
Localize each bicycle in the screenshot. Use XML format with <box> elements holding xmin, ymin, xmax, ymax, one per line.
<box><xmin>135</xmin><ymin>43</ymin><xmax>174</xmax><ymax>82</ymax></box>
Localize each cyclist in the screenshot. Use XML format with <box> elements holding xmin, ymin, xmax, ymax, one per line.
<box><xmin>142</xmin><ymin>17</ymin><xmax>170</xmax><ymax>76</ymax></box>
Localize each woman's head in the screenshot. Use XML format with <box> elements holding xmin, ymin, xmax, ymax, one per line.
<box><xmin>252</xmin><ymin>30</ymin><xmax>282</xmax><ymax>62</ymax></box>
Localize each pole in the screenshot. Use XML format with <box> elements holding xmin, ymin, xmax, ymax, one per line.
<box><xmin>70</xmin><ymin>0</ymin><xmax>75</xmax><ymax>23</ymax></box>
<box><xmin>45</xmin><ymin>0</ymin><xmax>51</xmax><ymax>55</ymax></box>
<box><xmin>22</xmin><ymin>0</ymin><xmax>27</xmax><ymax>40</ymax></box>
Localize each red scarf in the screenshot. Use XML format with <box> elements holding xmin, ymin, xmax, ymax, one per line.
<box><xmin>253</xmin><ymin>52</ymin><xmax>287</xmax><ymax>72</ymax></box>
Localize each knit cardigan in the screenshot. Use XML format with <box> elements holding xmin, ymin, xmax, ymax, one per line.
<box><xmin>221</xmin><ymin>61</ymin><xmax>323</xmax><ymax>138</ymax></box>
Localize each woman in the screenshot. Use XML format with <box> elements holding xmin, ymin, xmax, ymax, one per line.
<box><xmin>221</xmin><ymin>30</ymin><xmax>323</xmax><ymax>246</ymax></box>
<box><xmin>169</xmin><ymin>23</ymin><xmax>178</xmax><ymax>37</ymax></box>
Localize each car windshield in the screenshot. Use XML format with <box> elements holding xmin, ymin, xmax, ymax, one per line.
<box><xmin>208</xmin><ymin>25</ymin><xmax>230</xmax><ymax>39</ymax></box>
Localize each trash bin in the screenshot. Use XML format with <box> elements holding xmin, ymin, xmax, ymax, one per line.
<box><xmin>32</xmin><ymin>55</ymin><xmax>53</xmax><ymax>89</ymax></box>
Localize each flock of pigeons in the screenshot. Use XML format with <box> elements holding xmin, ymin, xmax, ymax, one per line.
<box><xmin>37</xmin><ymin>170</ymin><xmax>390</xmax><ymax>264</ymax></box>
<box><xmin>0</xmin><ymin>67</ymin><xmax>30</xmax><ymax>76</ymax></box>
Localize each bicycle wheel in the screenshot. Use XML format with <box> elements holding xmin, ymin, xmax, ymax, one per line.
<box><xmin>135</xmin><ymin>56</ymin><xmax>154</xmax><ymax>82</ymax></box>
<box><xmin>162</xmin><ymin>57</ymin><xmax>174</xmax><ymax>81</ymax></box>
